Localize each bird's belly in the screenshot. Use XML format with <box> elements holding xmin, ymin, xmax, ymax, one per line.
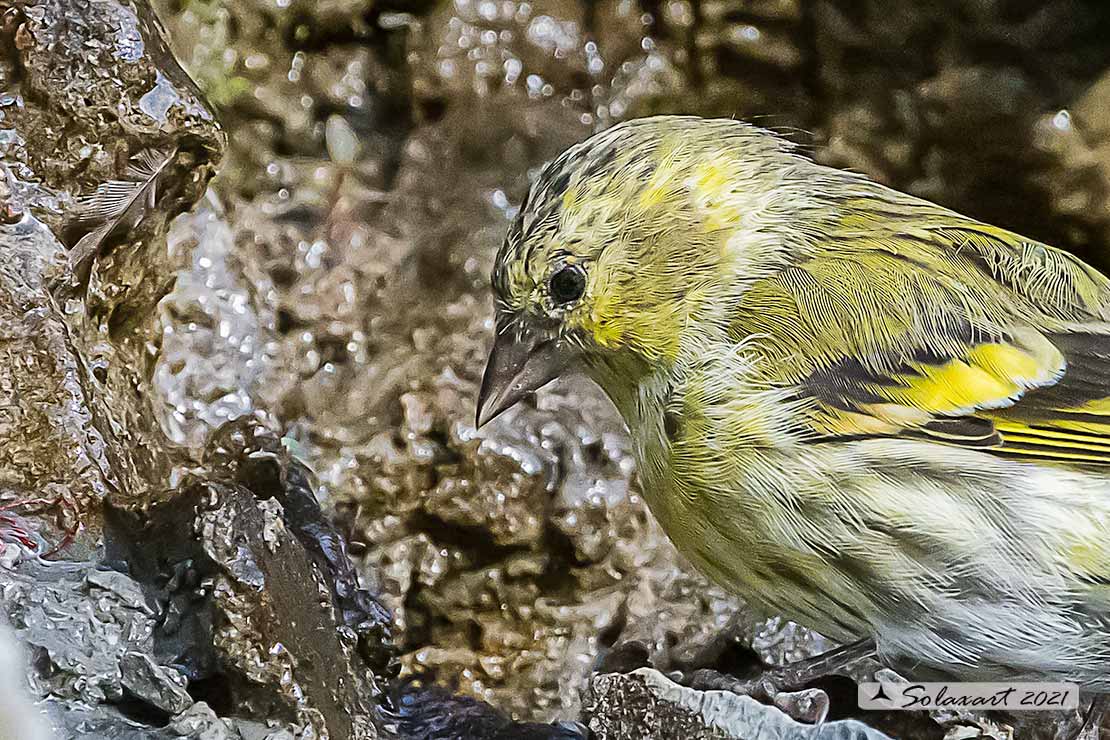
<box><xmin>635</xmin><ymin>431</ymin><xmax>1110</xmax><ymax>686</ymax></box>
<box><xmin>636</xmin><ymin>460</ymin><xmax>871</xmax><ymax>643</ymax></box>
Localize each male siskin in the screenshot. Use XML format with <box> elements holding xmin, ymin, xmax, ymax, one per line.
<box><xmin>477</xmin><ymin>116</ymin><xmax>1110</xmax><ymax>688</ymax></box>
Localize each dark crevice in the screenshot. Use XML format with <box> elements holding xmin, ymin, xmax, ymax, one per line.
<box><xmin>406</xmin><ymin>510</ymin><xmax>531</xmax><ymax>566</ymax></box>
<box><xmin>109</xmin><ymin>697</ymin><xmax>172</xmax><ymax>728</ymax></box>
<box><xmin>533</xmin><ymin>520</ymin><xmax>583</xmax><ymax>596</ymax></box>
<box><xmin>595</xmin><ymin>601</ymin><xmax>627</xmax><ymax>650</ymax></box>
<box><xmin>186</xmin><ymin>674</ymin><xmax>235</xmax><ymax>717</ymax></box>
<box><xmin>398</xmin><ymin>577</ymin><xmax>432</xmax><ymax>651</ymax></box>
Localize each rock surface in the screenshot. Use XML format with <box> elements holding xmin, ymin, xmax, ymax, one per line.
<box><xmin>0</xmin><ymin>0</ymin><xmax>224</xmax><ymax>550</ymax></box>
<box><xmin>0</xmin><ymin>421</ymin><xmax>401</xmax><ymax>738</ymax></box>
<box><xmin>584</xmin><ymin>668</ymin><xmax>891</xmax><ymax>740</ymax></box>
<box><xmin>0</xmin><ymin>0</ymin><xmax>402</xmax><ymax>737</ymax></box>
<box><xmin>100</xmin><ymin>431</ymin><xmax>392</xmax><ymax>738</ymax></box>
<box><xmin>4</xmin><ymin>0</ymin><xmax>1110</xmax><ymax>738</ymax></box>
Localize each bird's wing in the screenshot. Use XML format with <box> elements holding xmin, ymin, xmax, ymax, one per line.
<box><xmin>732</xmin><ymin>217</ymin><xmax>1110</xmax><ymax>464</ymax></box>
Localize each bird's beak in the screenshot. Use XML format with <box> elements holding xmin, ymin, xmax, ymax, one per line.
<box><xmin>475</xmin><ymin>323</ymin><xmax>569</xmax><ymax>428</ymax></box>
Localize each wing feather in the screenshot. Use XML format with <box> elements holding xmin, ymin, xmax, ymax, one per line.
<box><xmin>732</xmin><ymin>205</ymin><xmax>1110</xmax><ymax>464</ymax></box>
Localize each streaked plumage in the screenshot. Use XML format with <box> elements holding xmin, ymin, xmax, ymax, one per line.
<box><xmin>479</xmin><ymin>116</ymin><xmax>1110</xmax><ymax>688</ymax></box>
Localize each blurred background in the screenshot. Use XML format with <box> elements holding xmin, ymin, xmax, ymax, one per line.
<box><xmin>150</xmin><ymin>0</ymin><xmax>1110</xmax><ymax>725</ymax></box>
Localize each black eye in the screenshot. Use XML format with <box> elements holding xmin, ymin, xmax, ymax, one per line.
<box><xmin>549</xmin><ymin>264</ymin><xmax>586</xmax><ymax>305</ymax></box>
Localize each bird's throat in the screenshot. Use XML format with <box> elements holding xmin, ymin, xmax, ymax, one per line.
<box><xmin>584</xmin><ymin>351</ymin><xmax>674</xmax><ymax>451</ymax></box>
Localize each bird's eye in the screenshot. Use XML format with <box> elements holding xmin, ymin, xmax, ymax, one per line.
<box><xmin>548</xmin><ymin>263</ymin><xmax>586</xmax><ymax>305</ymax></box>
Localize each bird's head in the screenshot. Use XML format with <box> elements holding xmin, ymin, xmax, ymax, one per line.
<box><xmin>476</xmin><ymin>116</ymin><xmax>801</xmax><ymax>426</ymax></box>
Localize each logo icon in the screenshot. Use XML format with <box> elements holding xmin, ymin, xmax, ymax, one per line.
<box><xmin>869</xmin><ymin>684</ymin><xmax>892</xmax><ymax>702</ymax></box>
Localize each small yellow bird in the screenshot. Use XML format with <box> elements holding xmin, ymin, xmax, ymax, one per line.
<box><xmin>477</xmin><ymin>116</ymin><xmax>1110</xmax><ymax>688</ymax></box>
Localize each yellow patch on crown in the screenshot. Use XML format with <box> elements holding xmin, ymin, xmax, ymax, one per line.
<box><xmin>691</xmin><ymin>160</ymin><xmax>730</xmax><ymax>197</ymax></box>
<box><xmin>637</xmin><ymin>146</ymin><xmax>689</xmax><ymax>211</ymax></box>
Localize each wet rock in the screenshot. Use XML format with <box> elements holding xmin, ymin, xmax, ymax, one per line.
<box><xmin>191</xmin><ymin>485</ymin><xmax>381</xmax><ymax>736</ymax></box>
<box><xmin>42</xmin><ymin>696</ymin><xmax>283</xmax><ymax>740</ymax></box>
<box><xmin>0</xmin><ymin>213</ymin><xmax>110</xmax><ymax>555</ymax></box>
<box><xmin>0</xmin><ymin>431</ymin><xmax>396</xmax><ymax>738</ymax></box>
<box><xmin>44</xmin><ymin>700</ymin><xmax>177</xmax><ymax>740</ymax></box>
<box><xmin>201</xmin><ymin>419</ymin><xmax>394</xmax><ymax>662</ymax></box>
<box><xmin>120</xmin><ymin>651</ymin><xmax>193</xmax><ymax>715</ymax></box>
<box><xmin>1</xmin><ymin>0</ymin><xmax>220</xmax><ymax>205</ymax></box>
<box><xmin>156</xmin><ymin>195</ymin><xmax>283</xmax><ymax>450</ymax></box>
<box><xmin>0</xmin><ymin>0</ymin><xmax>223</xmax><ymax>548</ymax></box>
<box><xmin>167</xmin><ymin>702</ymin><xmax>242</xmax><ymax>740</ymax></box>
<box><xmin>392</xmin><ymin>682</ymin><xmax>587</xmax><ymax>740</ymax></box>
<box><xmin>8</xmin><ymin>560</ymin><xmax>154</xmax><ymax>706</ymax></box>
<box><xmin>0</xmin><ymin>556</ymin><xmax>255</xmax><ymax>738</ymax></box>
<box><xmin>599</xmin><ymin>624</ymin><xmax>949</xmax><ymax>739</ymax></box>
<box><xmin>583</xmin><ymin>667</ymin><xmax>892</xmax><ymax>740</ymax></box>
<box><xmin>102</xmin><ymin>420</ymin><xmax>394</xmax><ymax>739</ymax></box>
<box><xmin>87</xmin><ymin>567</ymin><xmax>157</xmax><ymax>614</ymax></box>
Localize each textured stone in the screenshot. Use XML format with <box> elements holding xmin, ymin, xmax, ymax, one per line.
<box><xmin>101</xmin><ymin>421</ymin><xmax>394</xmax><ymax>739</ymax></box>
<box><xmin>120</xmin><ymin>651</ymin><xmax>193</xmax><ymax>715</ymax></box>
<box><xmin>583</xmin><ymin>668</ymin><xmax>892</xmax><ymax>740</ymax></box>
<box><xmin>0</xmin><ymin>0</ymin><xmax>223</xmax><ymax>546</ymax></box>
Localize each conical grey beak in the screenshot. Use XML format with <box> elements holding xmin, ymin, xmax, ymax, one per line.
<box><xmin>476</xmin><ymin>324</ymin><xmax>569</xmax><ymax>428</ymax></box>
